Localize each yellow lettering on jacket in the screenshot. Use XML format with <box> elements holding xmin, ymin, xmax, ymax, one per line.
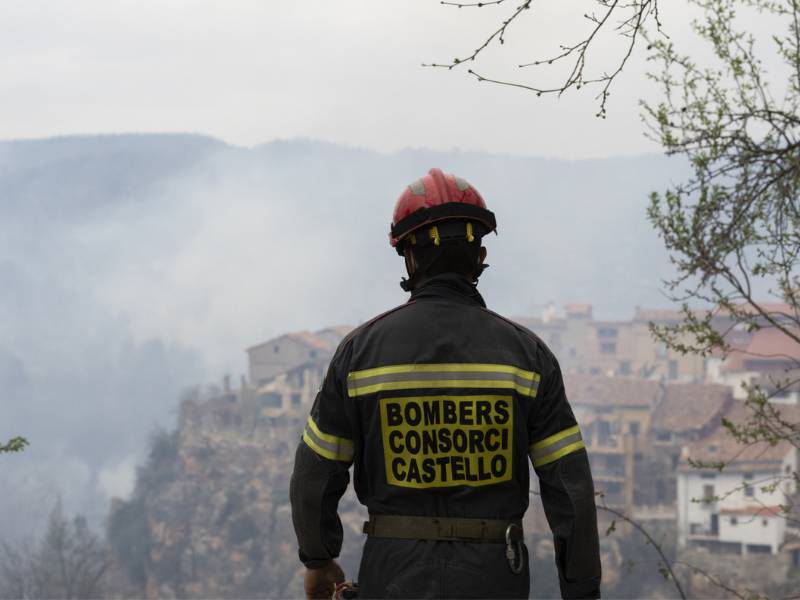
<box><xmin>380</xmin><ymin>395</ymin><xmax>513</xmax><ymax>489</ymax></box>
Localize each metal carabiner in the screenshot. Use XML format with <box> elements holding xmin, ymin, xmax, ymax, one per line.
<box><xmin>504</xmin><ymin>523</ymin><xmax>524</xmax><ymax>575</ymax></box>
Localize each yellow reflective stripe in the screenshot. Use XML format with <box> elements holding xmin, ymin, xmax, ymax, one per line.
<box><xmin>348</xmin><ymin>363</ymin><xmax>539</xmax><ymax>382</ymax></box>
<box><xmin>305</xmin><ymin>416</ymin><xmax>353</xmax><ymax>450</ymax></box>
<box><xmin>349</xmin><ymin>380</ymin><xmax>537</xmax><ymax>397</ymax></box>
<box><xmin>302</xmin><ymin>430</ymin><xmax>351</xmax><ymax>462</ymax></box>
<box><xmin>532</xmin><ymin>440</ymin><xmax>585</xmax><ymax>468</ymax></box>
<box><xmin>530</xmin><ymin>424</ymin><xmax>581</xmax><ymax>451</ymax></box>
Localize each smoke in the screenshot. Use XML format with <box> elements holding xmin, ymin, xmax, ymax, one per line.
<box><xmin>0</xmin><ymin>135</ymin><xmax>685</xmax><ymax>538</ymax></box>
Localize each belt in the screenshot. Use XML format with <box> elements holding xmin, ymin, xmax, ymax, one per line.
<box><xmin>363</xmin><ymin>515</ymin><xmax>523</xmax><ymax>543</ymax></box>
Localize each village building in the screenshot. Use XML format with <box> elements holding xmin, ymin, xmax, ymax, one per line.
<box><xmin>676</xmin><ymin>404</ymin><xmax>800</xmax><ymax>556</ymax></box>
<box><xmin>634</xmin><ymin>382</ymin><xmax>734</xmax><ymax>512</ymax></box>
<box><xmin>246</xmin><ymin>328</ymin><xmax>351</xmax><ymax>387</ymax></box>
<box><xmin>565</xmin><ymin>375</ymin><xmax>663</xmax><ymax>513</ymax></box>
<box><xmin>516</xmin><ymin>304</ymin><xmax>705</xmax><ymax>381</ymax></box>
<box><xmin>707</xmin><ymin>326</ymin><xmax>800</xmax><ymax>404</ymax></box>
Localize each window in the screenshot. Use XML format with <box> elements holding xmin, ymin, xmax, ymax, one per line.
<box><xmin>619</xmin><ymin>361</ymin><xmax>631</xmax><ymax>375</ymax></box>
<box><xmin>601</xmin><ymin>342</ymin><xmax>616</xmax><ymax>354</ymax></box>
<box><xmin>259</xmin><ymin>392</ymin><xmax>282</xmax><ymax>408</ymax></box>
<box><xmin>309</xmin><ymin>350</ymin><xmax>318</xmax><ymax>359</ymax></box>
<box><xmin>703</xmin><ymin>484</ymin><xmax>715</xmax><ymax>503</ymax></box>
<box><xmin>668</xmin><ymin>360</ymin><xmax>678</xmax><ymax>379</ymax></box>
<box><xmin>598</xmin><ymin>327</ymin><xmax>618</xmax><ymax>338</ymax></box>
<box><xmin>291</xmin><ymin>393</ymin><xmax>302</xmax><ymax>406</ymax></box>
<box><xmin>700</xmin><ymin>472</ymin><xmax>716</xmax><ymax>480</ymax></box>
<box><xmin>730</xmin><ymin>516</ymin><xmax>738</xmax><ymax>525</ymax></box>
<box><xmin>762</xmin><ymin>518</ymin><xmax>768</xmax><ymax>527</ymax></box>
<box><xmin>273</xmin><ymin>345</ymin><xmax>280</xmax><ymax>354</ymax></box>
<box><xmin>656</xmin><ymin>431</ymin><xmax>672</xmax><ymax>442</ymax></box>
<box><xmin>744</xmin><ymin>484</ymin><xmax>754</xmax><ymax>497</ymax></box>
<box><xmin>746</xmin><ymin>544</ymin><xmax>772</xmax><ymax>555</ymax></box>
<box><xmin>629</xmin><ymin>422</ymin><xmax>640</xmax><ymax>437</ymax></box>
<box><xmin>607</xmin><ymin>455</ymin><xmax>624</xmax><ymax>473</ymax></box>
<box><xmin>656</xmin><ymin>480</ymin><xmax>666</xmax><ymax>501</ymax></box>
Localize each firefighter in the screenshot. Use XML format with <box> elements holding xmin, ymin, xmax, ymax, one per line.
<box><xmin>290</xmin><ymin>168</ymin><xmax>601</xmax><ymax>599</ymax></box>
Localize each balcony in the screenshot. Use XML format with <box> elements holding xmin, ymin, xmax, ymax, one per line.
<box><xmin>689</xmin><ymin>522</ymin><xmax>719</xmax><ymax>539</ymax></box>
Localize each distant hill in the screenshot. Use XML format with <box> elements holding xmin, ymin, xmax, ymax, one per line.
<box><xmin>0</xmin><ymin>134</ymin><xmax>686</xmax><ymax>540</ymax></box>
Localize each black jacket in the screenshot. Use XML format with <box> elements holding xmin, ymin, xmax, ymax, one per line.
<box><xmin>290</xmin><ymin>274</ymin><xmax>601</xmax><ymax>598</ymax></box>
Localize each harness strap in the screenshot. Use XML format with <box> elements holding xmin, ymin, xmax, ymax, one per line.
<box><xmin>362</xmin><ymin>515</ymin><xmax>522</xmax><ymax>543</ymax></box>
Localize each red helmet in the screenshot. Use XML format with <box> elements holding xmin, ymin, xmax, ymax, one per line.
<box><xmin>389</xmin><ymin>168</ymin><xmax>497</xmax><ymax>255</ymax></box>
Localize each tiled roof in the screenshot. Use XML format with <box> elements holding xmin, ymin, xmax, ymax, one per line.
<box><xmin>681</xmin><ymin>403</ymin><xmax>799</xmax><ymax>469</ymax></box>
<box><xmin>723</xmin><ymin>327</ymin><xmax>800</xmax><ymax>373</ymax></box>
<box><xmin>286</xmin><ymin>331</ymin><xmax>332</xmax><ymax>351</ymax></box>
<box><xmin>652</xmin><ymin>383</ymin><xmax>732</xmax><ymax>433</ymax></box>
<box><xmin>633</xmin><ymin>308</ymin><xmax>685</xmax><ymax>322</ymax></box>
<box><xmin>317</xmin><ymin>325</ymin><xmax>353</xmax><ymax>338</ymax></box>
<box><xmin>717</xmin><ymin>302</ymin><xmax>796</xmax><ymax>318</ymax></box>
<box><xmin>564</xmin><ymin>375</ymin><xmax>662</xmax><ymax>409</ymax></box>
<box><xmin>565</xmin><ymin>303</ymin><xmax>592</xmax><ymax>316</ymax></box>
<box><xmin>746</xmin><ymin>327</ymin><xmax>800</xmax><ymax>356</ymax></box>
<box><xmin>246</xmin><ymin>330</ymin><xmax>332</xmax><ymax>353</ymax></box>
<box><xmin>719</xmin><ymin>505</ymin><xmax>784</xmax><ymax>517</ymax></box>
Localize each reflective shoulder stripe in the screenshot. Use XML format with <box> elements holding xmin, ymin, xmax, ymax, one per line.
<box><xmin>302</xmin><ymin>416</ymin><xmax>354</xmax><ymax>462</ymax></box>
<box><xmin>346</xmin><ymin>363</ymin><xmax>541</xmax><ymax>398</ymax></box>
<box><xmin>529</xmin><ymin>424</ymin><xmax>585</xmax><ymax>468</ymax></box>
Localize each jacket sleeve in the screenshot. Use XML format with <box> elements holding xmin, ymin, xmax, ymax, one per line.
<box><xmin>528</xmin><ymin>357</ymin><xmax>601</xmax><ymax>599</ymax></box>
<box><xmin>289</xmin><ymin>343</ymin><xmax>356</xmax><ymax>568</ymax></box>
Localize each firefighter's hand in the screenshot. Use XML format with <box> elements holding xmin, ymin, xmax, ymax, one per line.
<box><xmin>303</xmin><ymin>560</ymin><xmax>345</xmax><ymax>600</ymax></box>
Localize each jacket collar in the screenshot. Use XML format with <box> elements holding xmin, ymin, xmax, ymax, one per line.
<box><xmin>408</xmin><ymin>273</ymin><xmax>487</xmax><ymax>308</ymax></box>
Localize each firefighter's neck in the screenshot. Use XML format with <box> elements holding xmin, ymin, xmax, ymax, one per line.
<box><xmin>404</xmin><ymin>247</ymin><xmax>487</xmax><ymax>289</ymax></box>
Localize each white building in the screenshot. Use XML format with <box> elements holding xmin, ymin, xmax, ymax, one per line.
<box><xmin>677</xmin><ymin>404</ymin><xmax>799</xmax><ymax>556</ymax></box>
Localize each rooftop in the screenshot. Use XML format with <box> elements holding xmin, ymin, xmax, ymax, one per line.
<box><xmin>719</xmin><ymin>505</ymin><xmax>784</xmax><ymax>517</ymax></box>
<box><xmin>681</xmin><ymin>403</ymin><xmax>800</xmax><ymax>469</ymax></box>
<box><xmin>717</xmin><ymin>302</ymin><xmax>797</xmax><ymax>319</ymax></box>
<box><xmin>633</xmin><ymin>307</ymin><xmax>685</xmax><ymax>323</ymax></box>
<box><xmin>652</xmin><ymin>383</ymin><xmax>732</xmax><ymax>433</ymax></box>
<box><xmin>246</xmin><ymin>330</ymin><xmax>332</xmax><ymax>353</ymax></box>
<box><xmin>316</xmin><ymin>324</ymin><xmax>354</xmax><ymax>338</ymax></box>
<box><xmin>564</xmin><ymin>303</ymin><xmax>592</xmax><ymax>317</ymax></box>
<box><xmin>723</xmin><ymin>327</ymin><xmax>800</xmax><ymax>373</ymax></box>
<box><xmin>564</xmin><ymin>375</ymin><xmax>662</xmax><ymax>409</ymax></box>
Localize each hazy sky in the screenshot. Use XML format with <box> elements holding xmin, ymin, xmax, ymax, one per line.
<box><xmin>0</xmin><ymin>0</ymin><xmax>722</xmax><ymax>158</ymax></box>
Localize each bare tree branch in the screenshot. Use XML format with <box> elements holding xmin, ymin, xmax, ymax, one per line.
<box><xmin>426</xmin><ymin>0</ymin><xmax>664</xmax><ymax>115</ymax></box>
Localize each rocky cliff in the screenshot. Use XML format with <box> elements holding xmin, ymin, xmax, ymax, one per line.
<box><xmin>107</xmin><ymin>385</ymin><xmax>366</xmax><ymax>598</ymax></box>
